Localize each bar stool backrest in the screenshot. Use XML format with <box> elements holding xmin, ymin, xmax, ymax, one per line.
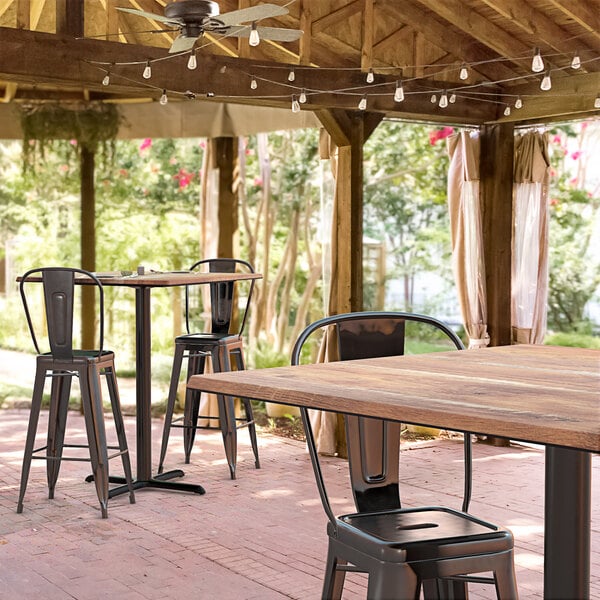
<box><xmin>291</xmin><ymin>311</ymin><xmax>468</xmax><ymax>521</ymax></box>
<box><xmin>186</xmin><ymin>258</ymin><xmax>255</xmax><ymax>337</ymax></box>
<box><xmin>20</xmin><ymin>267</ymin><xmax>105</xmax><ymax>359</ymax></box>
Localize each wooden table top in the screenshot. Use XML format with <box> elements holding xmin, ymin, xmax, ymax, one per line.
<box><xmin>21</xmin><ymin>271</ymin><xmax>262</xmax><ymax>288</ymax></box>
<box><xmin>189</xmin><ymin>344</ymin><xmax>600</xmax><ymax>452</ymax></box>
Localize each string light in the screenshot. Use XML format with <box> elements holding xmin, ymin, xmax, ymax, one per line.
<box><xmin>366</xmin><ymin>68</ymin><xmax>374</xmax><ymax>83</ymax></box>
<box><xmin>540</xmin><ymin>70</ymin><xmax>552</xmax><ymax>91</ymax></box>
<box><xmin>288</xmin><ymin>69</ymin><xmax>295</xmax><ymax>82</ymax></box>
<box><xmin>515</xmin><ymin>96</ymin><xmax>523</xmax><ymax>109</ymax></box>
<box><xmin>439</xmin><ymin>90</ymin><xmax>448</xmax><ymax>108</ymax></box>
<box><xmin>249</xmin><ymin>22</ymin><xmax>260</xmax><ymax>46</ymax></box>
<box><xmin>503</xmin><ymin>105</ymin><xmax>511</xmax><ymax>116</ymax></box>
<box><xmin>358</xmin><ymin>95</ymin><xmax>367</xmax><ymax>110</ymax></box>
<box><xmin>459</xmin><ymin>63</ymin><xmax>468</xmax><ymax>80</ymax></box>
<box><xmin>595</xmin><ymin>95</ymin><xmax>600</xmax><ymax>109</ymax></box>
<box><xmin>531</xmin><ymin>48</ymin><xmax>544</xmax><ymax>73</ymax></box>
<box><xmin>430</xmin><ymin>94</ymin><xmax>437</xmax><ymax>103</ymax></box>
<box><xmin>102</xmin><ymin>72</ymin><xmax>110</xmax><ymax>86</ymax></box>
<box><xmin>184</xmin><ymin>90</ymin><xmax>196</xmax><ymax>99</ymax></box>
<box><xmin>159</xmin><ymin>89</ymin><xmax>168</xmax><ymax>105</ymax></box>
<box><xmin>571</xmin><ymin>53</ymin><xmax>581</xmax><ymax>69</ymax></box>
<box><xmin>449</xmin><ymin>93</ymin><xmax>457</xmax><ymax>103</ymax></box>
<box><xmin>250</xmin><ymin>76</ymin><xmax>258</xmax><ymax>90</ymax></box>
<box><xmin>394</xmin><ymin>80</ymin><xmax>404</xmax><ymax>102</ymax></box>
<box><xmin>142</xmin><ymin>61</ymin><xmax>152</xmax><ymax>79</ymax></box>
<box><xmin>291</xmin><ymin>95</ymin><xmax>300</xmax><ymax>113</ymax></box>
<box><xmin>187</xmin><ymin>52</ymin><xmax>197</xmax><ymax>70</ymax></box>
<box><xmin>299</xmin><ymin>89</ymin><xmax>307</xmax><ymax>103</ymax></box>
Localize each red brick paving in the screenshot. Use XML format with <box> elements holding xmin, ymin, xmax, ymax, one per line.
<box><xmin>0</xmin><ymin>408</ymin><xmax>598</xmax><ymax>599</ymax></box>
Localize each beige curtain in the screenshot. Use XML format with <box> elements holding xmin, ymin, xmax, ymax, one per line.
<box><xmin>512</xmin><ymin>131</ymin><xmax>550</xmax><ymax>344</ymax></box>
<box><xmin>447</xmin><ymin>131</ymin><xmax>490</xmax><ymax>349</ymax></box>
<box><xmin>307</xmin><ymin>130</ymin><xmax>347</xmax><ymax>457</ymax></box>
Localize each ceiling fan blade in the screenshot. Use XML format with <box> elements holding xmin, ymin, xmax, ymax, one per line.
<box><xmin>216</xmin><ymin>4</ymin><xmax>288</xmax><ymax>27</ymax></box>
<box><xmin>117</xmin><ymin>7</ymin><xmax>183</xmax><ymax>26</ymax></box>
<box><xmin>169</xmin><ymin>34</ymin><xmax>199</xmax><ymax>54</ymax></box>
<box><xmin>226</xmin><ymin>25</ymin><xmax>303</xmax><ymax>43</ymax></box>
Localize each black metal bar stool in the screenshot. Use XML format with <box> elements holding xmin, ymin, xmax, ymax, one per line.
<box><xmin>17</xmin><ymin>267</ymin><xmax>135</xmax><ymax>518</ymax></box>
<box><xmin>292</xmin><ymin>312</ymin><xmax>518</xmax><ymax>599</ymax></box>
<box><xmin>158</xmin><ymin>258</ymin><xmax>260</xmax><ymax>479</ymax></box>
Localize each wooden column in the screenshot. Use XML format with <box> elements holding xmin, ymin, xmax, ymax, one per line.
<box><xmin>316</xmin><ymin>109</ymin><xmax>383</xmax><ymax>312</ymax></box>
<box><xmin>480</xmin><ymin>123</ymin><xmax>514</xmax><ymax>347</ymax></box>
<box><xmin>80</xmin><ymin>146</ymin><xmax>96</xmax><ymax>349</ymax></box>
<box><xmin>211</xmin><ymin>137</ymin><xmax>238</xmax><ymax>258</ymax></box>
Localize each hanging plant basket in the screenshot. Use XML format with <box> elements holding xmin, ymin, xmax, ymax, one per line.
<box><xmin>19</xmin><ymin>102</ymin><xmax>121</xmax><ymax>170</ymax></box>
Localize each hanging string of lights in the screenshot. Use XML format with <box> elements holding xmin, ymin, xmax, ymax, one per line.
<box><xmin>87</xmin><ymin>45</ymin><xmax>600</xmax><ymax>113</ymax></box>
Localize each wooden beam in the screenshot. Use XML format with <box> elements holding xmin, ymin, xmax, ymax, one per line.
<box><xmin>547</xmin><ymin>0</ymin><xmax>600</xmax><ymax>42</ymax></box>
<box><xmin>213</xmin><ymin>136</ymin><xmax>238</xmax><ymax>258</ymax></box>
<box><xmin>312</xmin><ymin>0</ymin><xmax>361</xmax><ymax>34</ymax></box>
<box><xmin>480</xmin><ymin>123</ymin><xmax>514</xmax><ymax>347</ymax></box>
<box><xmin>361</xmin><ymin>0</ymin><xmax>374</xmax><ymax>72</ymax></box>
<box><xmin>56</xmin><ymin>0</ymin><xmax>83</xmax><ymax>37</ymax></box>
<box><xmin>16</xmin><ymin>0</ymin><xmax>30</xmax><ymax>29</ymax></box>
<box><xmin>298</xmin><ymin>0</ymin><xmax>312</xmax><ymax>65</ymax></box>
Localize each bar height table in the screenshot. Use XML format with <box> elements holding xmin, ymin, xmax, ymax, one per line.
<box><xmin>188</xmin><ymin>344</ymin><xmax>599</xmax><ymax>599</ymax></box>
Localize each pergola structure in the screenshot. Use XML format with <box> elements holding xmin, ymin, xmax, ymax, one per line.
<box><xmin>0</xmin><ymin>0</ymin><xmax>599</xmax><ymax>347</ymax></box>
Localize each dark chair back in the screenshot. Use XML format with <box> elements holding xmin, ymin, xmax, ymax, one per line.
<box><xmin>291</xmin><ymin>311</ymin><xmax>469</xmax><ymax>523</ymax></box>
<box><xmin>20</xmin><ymin>267</ymin><xmax>105</xmax><ymax>359</ymax></box>
<box><xmin>186</xmin><ymin>258</ymin><xmax>255</xmax><ymax>336</ymax></box>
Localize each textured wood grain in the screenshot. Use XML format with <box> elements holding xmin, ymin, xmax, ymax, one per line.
<box><xmin>189</xmin><ymin>344</ymin><xmax>600</xmax><ymax>452</ymax></box>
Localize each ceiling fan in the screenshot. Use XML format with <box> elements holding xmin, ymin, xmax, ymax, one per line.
<box><xmin>118</xmin><ymin>0</ymin><xmax>303</xmax><ymax>53</ymax></box>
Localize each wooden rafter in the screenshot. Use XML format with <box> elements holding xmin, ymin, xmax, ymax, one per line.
<box><xmin>547</xmin><ymin>0</ymin><xmax>600</xmax><ymax>42</ymax></box>
<box><xmin>312</xmin><ymin>1</ymin><xmax>362</xmax><ymax>35</ymax></box>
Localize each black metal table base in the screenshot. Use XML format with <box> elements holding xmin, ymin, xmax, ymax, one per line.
<box><xmin>86</xmin><ymin>469</ymin><xmax>206</xmax><ymax>497</ymax></box>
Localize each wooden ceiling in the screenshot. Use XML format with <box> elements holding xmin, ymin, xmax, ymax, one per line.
<box><xmin>0</xmin><ymin>0</ymin><xmax>599</xmax><ymax>126</ymax></box>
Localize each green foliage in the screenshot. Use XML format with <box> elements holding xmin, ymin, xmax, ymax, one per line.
<box><xmin>544</xmin><ymin>331</ymin><xmax>600</xmax><ymax>349</ymax></box>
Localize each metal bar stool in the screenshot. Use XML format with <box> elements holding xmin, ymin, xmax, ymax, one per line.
<box><xmin>292</xmin><ymin>312</ymin><xmax>518</xmax><ymax>599</ymax></box>
<box><xmin>158</xmin><ymin>258</ymin><xmax>259</xmax><ymax>479</ymax></box>
<box><xmin>17</xmin><ymin>267</ymin><xmax>135</xmax><ymax>518</ymax></box>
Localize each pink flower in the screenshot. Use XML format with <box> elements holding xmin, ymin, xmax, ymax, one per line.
<box><xmin>569</xmin><ymin>177</ymin><xmax>578</xmax><ymax>185</ymax></box>
<box><xmin>169</xmin><ymin>158</ymin><xmax>178</xmax><ymax>165</ymax></box>
<box><xmin>173</xmin><ymin>168</ymin><xmax>194</xmax><ymax>189</ymax></box>
<box><xmin>59</xmin><ymin>164</ymin><xmax>69</xmax><ymax>173</ymax></box>
<box><xmin>199</xmin><ymin>141</ymin><xmax>206</xmax><ymax>149</ymax></box>
<box><xmin>70</xmin><ymin>139</ymin><xmax>78</xmax><ymax>146</ymax></box>
<box><xmin>139</xmin><ymin>138</ymin><xmax>152</xmax><ymax>151</ymax></box>
<box><xmin>429</xmin><ymin>126</ymin><xmax>454</xmax><ymax>145</ymax></box>
<box><xmin>552</xmin><ymin>135</ymin><xmax>562</xmax><ymax>144</ymax></box>
<box><xmin>119</xmin><ymin>169</ymin><xmax>129</xmax><ymax>177</ymax></box>
<box><xmin>550</xmin><ymin>198</ymin><xmax>559</xmax><ymax>206</ymax></box>
<box><xmin>549</xmin><ymin>168</ymin><xmax>557</xmax><ymax>177</ymax></box>
<box><xmin>571</xmin><ymin>151</ymin><xmax>581</xmax><ymax>160</ymax></box>
<box><xmin>253</xmin><ymin>176</ymin><xmax>262</xmax><ymax>187</ymax></box>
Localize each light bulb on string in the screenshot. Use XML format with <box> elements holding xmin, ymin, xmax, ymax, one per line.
<box><xmin>595</xmin><ymin>95</ymin><xmax>600</xmax><ymax>109</ymax></box>
<box><xmin>288</xmin><ymin>69</ymin><xmax>295</xmax><ymax>82</ymax></box>
<box><xmin>394</xmin><ymin>80</ymin><xmax>404</xmax><ymax>102</ymax></box>
<box><xmin>430</xmin><ymin>94</ymin><xmax>437</xmax><ymax>103</ymax></box>
<box><xmin>143</xmin><ymin>61</ymin><xmax>152</xmax><ymax>79</ymax></box>
<box><xmin>187</xmin><ymin>52</ymin><xmax>197</xmax><ymax>70</ymax></box>
<box><xmin>449</xmin><ymin>93</ymin><xmax>457</xmax><ymax>103</ymax></box>
<box><xmin>439</xmin><ymin>91</ymin><xmax>448</xmax><ymax>108</ymax></box>
<box><xmin>459</xmin><ymin>63</ymin><xmax>468</xmax><ymax>80</ymax></box>
<box><xmin>540</xmin><ymin>70</ymin><xmax>552</xmax><ymax>91</ymax></box>
<box><xmin>102</xmin><ymin>72</ymin><xmax>110</xmax><ymax>86</ymax></box>
<box><xmin>250</xmin><ymin>76</ymin><xmax>258</xmax><ymax>90</ymax></box>
<box><xmin>291</xmin><ymin>95</ymin><xmax>300</xmax><ymax>113</ymax></box>
<box><xmin>249</xmin><ymin>22</ymin><xmax>260</xmax><ymax>46</ymax></box>
<box><xmin>358</xmin><ymin>95</ymin><xmax>367</xmax><ymax>110</ymax></box>
<box><xmin>531</xmin><ymin>48</ymin><xmax>544</xmax><ymax>73</ymax></box>
<box><xmin>366</xmin><ymin>68</ymin><xmax>374</xmax><ymax>84</ymax></box>
<box><xmin>515</xmin><ymin>96</ymin><xmax>523</xmax><ymax>109</ymax></box>
<box><xmin>159</xmin><ymin>89</ymin><xmax>168</xmax><ymax>105</ymax></box>
<box><xmin>503</xmin><ymin>105</ymin><xmax>511</xmax><ymax>117</ymax></box>
<box><xmin>571</xmin><ymin>53</ymin><xmax>581</xmax><ymax>69</ymax></box>
<box><xmin>299</xmin><ymin>89</ymin><xmax>307</xmax><ymax>103</ymax></box>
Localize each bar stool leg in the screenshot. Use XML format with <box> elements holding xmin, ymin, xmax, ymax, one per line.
<box><xmin>17</xmin><ymin>366</ymin><xmax>46</xmax><ymax>514</ymax></box>
<box><xmin>182</xmin><ymin>351</ymin><xmax>205</xmax><ymax>464</ymax></box>
<box><xmin>46</xmin><ymin>371</ymin><xmax>72</xmax><ymax>498</ymax></box>
<box><xmin>494</xmin><ymin>551</ymin><xmax>519</xmax><ymax>599</ymax></box>
<box><xmin>214</xmin><ymin>345</ymin><xmax>238</xmax><ymax>480</ymax></box>
<box><xmin>80</xmin><ymin>364</ymin><xmax>110</xmax><ymax>518</ymax></box>
<box><xmin>233</xmin><ymin>348</ymin><xmax>260</xmax><ymax>469</ymax></box>
<box><xmin>158</xmin><ymin>343</ymin><xmax>185</xmax><ymax>474</ymax></box>
<box><xmin>104</xmin><ymin>365</ymin><xmax>135</xmax><ymax>504</ymax></box>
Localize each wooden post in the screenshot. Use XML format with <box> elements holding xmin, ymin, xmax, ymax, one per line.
<box><xmin>212</xmin><ymin>137</ymin><xmax>238</xmax><ymax>258</ymax></box>
<box><xmin>480</xmin><ymin>123</ymin><xmax>514</xmax><ymax>348</ymax></box>
<box><xmin>80</xmin><ymin>146</ymin><xmax>96</xmax><ymax>350</ymax></box>
<box><xmin>316</xmin><ymin>109</ymin><xmax>383</xmax><ymax>313</ymax></box>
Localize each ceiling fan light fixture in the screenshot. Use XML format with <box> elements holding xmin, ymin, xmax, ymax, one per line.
<box><xmin>249</xmin><ymin>22</ymin><xmax>260</xmax><ymax>46</ymax></box>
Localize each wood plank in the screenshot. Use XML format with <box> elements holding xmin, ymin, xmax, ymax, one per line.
<box><xmin>187</xmin><ymin>345</ymin><xmax>600</xmax><ymax>451</ymax></box>
<box><xmin>312</xmin><ymin>0</ymin><xmax>362</xmax><ymax>35</ymax></box>
<box><xmin>547</xmin><ymin>0</ymin><xmax>600</xmax><ymax>41</ymax></box>
<box><xmin>298</xmin><ymin>0</ymin><xmax>312</xmax><ymax>65</ymax></box>
<box><xmin>361</xmin><ymin>0</ymin><xmax>373</xmax><ymax>72</ymax></box>
<box><xmin>16</xmin><ymin>0</ymin><xmax>29</xmax><ymax>29</ymax></box>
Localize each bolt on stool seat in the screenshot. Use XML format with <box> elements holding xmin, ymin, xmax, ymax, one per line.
<box><xmin>158</xmin><ymin>258</ymin><xmax>259</xmax><ymax>480</ymax></box>
<box><xmin>17</xmin><ymin>267</ymin><xmax>135</xmax><ymax>518</ymax></box>
<box><xmin>292</xmin><ymin>312</ymin><xmax>518</xmax><ymax>599</ymax></box>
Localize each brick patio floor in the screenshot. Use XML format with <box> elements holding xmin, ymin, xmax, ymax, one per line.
<box><xmin>0</xmin><ymin>407</ymin><xmax>598</xmax><ymax>599</ymax></box>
